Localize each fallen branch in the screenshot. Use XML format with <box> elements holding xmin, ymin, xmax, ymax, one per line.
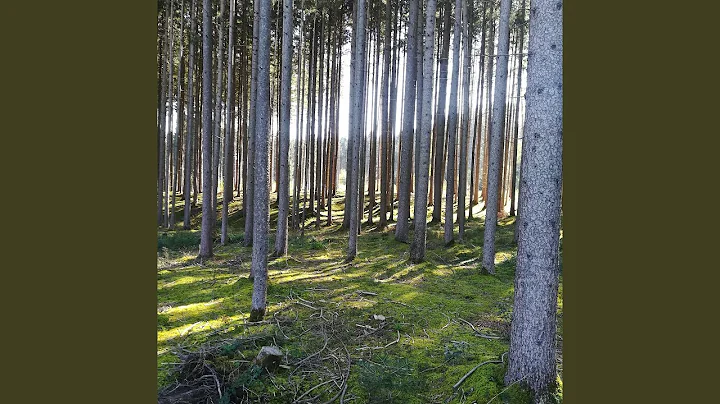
<box><xmin>453</xmin><ymin>357</ymin><xmax>503</xmax><ymax>391</ymax></box>
<box><xmin>457</xmin><ymin>317</ymin><xmax>503</xmax><ymax>340</ymax></box>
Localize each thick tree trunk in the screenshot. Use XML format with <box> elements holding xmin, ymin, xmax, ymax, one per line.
<box><xmin>409</xmin><ymin>0</ymin><xmax>436</xmax><ymax>264</ymax></box>
<box><xmin>480</xmin><ymin>0</ymin><xmax>512</xmax><ymax>274</ymax></box>
<box><xmin>505</xmin><ymin>0</ymin><xmax>563</xmax><ymax>398</ymax></box>
<box><xmin>249</xmin><ymin>0</ymin><xmax>272</xmax><ymax>321</ymax></box>
<box><xmin>274</xmin><ymin>0</ymin><xmax>292</xmax><ymax>256</ymax></box>
<box><xmin>199</xmin><ymin>0</ymin><xmax>215</xmax><ymax>259</ymax></box>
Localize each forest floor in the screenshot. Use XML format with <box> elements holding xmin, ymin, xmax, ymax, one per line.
<box><xmin>157</xmin><ymin>193</ymin><xmax>563</xmax><ymax>404</ymax></box>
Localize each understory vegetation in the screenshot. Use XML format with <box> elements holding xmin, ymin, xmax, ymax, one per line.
<box><xmin>157</xmin><ymin>194</ymin><xmax>563</xmax><ymax>403</ymax></box>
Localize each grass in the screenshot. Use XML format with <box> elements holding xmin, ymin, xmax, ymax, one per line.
<box><xmin>157</xmin><ymin>192</ymin><xmax>563</xmax><ymax>403</ymax></box>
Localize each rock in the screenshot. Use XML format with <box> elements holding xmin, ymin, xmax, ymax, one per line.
<box><xmin>254</xmin><ymin>346</ymin><xmax>283</xmax><ymax>371</ymax></box>
<box><xmin>373</xmin><ymin>314</ymin><xmax>386</xmax><ymax>321</ymax></box>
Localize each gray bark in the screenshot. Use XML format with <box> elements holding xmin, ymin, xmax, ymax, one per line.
<box><xmin>431</xmin><ymin>0</ymin><xmax>451</xmax><ymax>223</ymax></box>
<box><xmin>244</xmin><ymin>0</ymin><xmax>259</xmax><ymax>249</ymax></box>
<box><xmin>158</xmin><ymin>1</ymin><xmax>169</xmax><ymax>227</ymax></box>
<box><xmin>395</xmin><ymin>0</ymin><xmax>419</xmax><ymax>242</ymax></box>
<box><xmin>505</xmin><ymin>0</ymin><xmax>563</xmax><ymax>397</ymax></box>
<box><xmin>378</xmin><ymin>0</ymin><xmax>391</xmax><ymax>229</ymax></box>
<box><xmin>212</xmin><ymin>0</ymin><xmax>227</xmax><ymax>217</ymax></box>
<box><xmin>221</xmin><ymin>0</ymin><xmax>236</xmax><ymax>245</ymax></box>
<box><xmin>481</xmin><ymin>0</ymin><xmax>511</xmax><ymax>274</ymax></box>
<box><xmin>274</xmin><ymin>0</ymin><xmax>293</xmax><ymax>256</ymax></box>
<box><xmin>165</xmin><ymin>0</ymin><xmax>176</xmax><ymax>229</ymax></box>
<box><xmin>183</xmin><ymin>0</ymin><xmax>197</xmax><ymax>230</ymax></box>
<box><xmin>249</xmin><ymin>0</ymin><xmax>272</xmax><ymax>321</ymax></box>
<box><xmin>409</xmin><ymin>0</ymin><xmax>436</xmax><ymax>264</ymax></box>
<box><xmin>510</xmin><ymin>0</ymin><xmax>527</xmax><ymax>218</ymax></box>
<box><xmin>171</xmin><ymin>0</ymin><xmax>185</xmax><ymax>229</ymax></box>
<box><xmin>457</xmin><ymin>0</ymin><xmax>471</xmax><ymax>241</ymax></box>
<box><xmin>347</xmin><ymin>0</ymin><xmax>366</xmax><ymax>261</ymax></box>
<box><xmin>444</xmin><ymin>0</ymin><xmax>461</xmax><ymax>246</ymax></box>
<box><xmin>199</xmin><ymin>0</ymin><xmax>214</xmax><ymax>258</ymax></box>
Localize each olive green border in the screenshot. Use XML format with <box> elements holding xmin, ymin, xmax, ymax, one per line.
<box><xmin>7</xmin><ymin>0</ymin><xmax>715</xmax><ymax>402</ymax></box>
<box><xmin>5</xmin><ymin>0</ymin><xmax>158</xmax><ymax>402</ymax></box>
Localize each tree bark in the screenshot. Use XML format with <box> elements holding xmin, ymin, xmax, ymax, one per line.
<box><xmin>395</xmin><ymin>0</ymin><xmax>418</xmax><ymax>242</ymax></box>
<box><xmin>274</xmin><ymin>0</ymin><xmax>293</xmax><ymax>256</ymax></box>
<box><xmin>409</xmin><ymin>0</ymin><xmax>436</xmax><ymax>264</ymax></box>
<box><xmin>431</xmin><ymin>0</ymin><xmax>451</xmax><ymax>223</ymax></box>
<box><xmin>444</xmin><ymin>0</ymin><xmax>462</xmax><ymax>246</ymax></box>
<box><xmin>183</xmin><ymin>0</ymin><xmax>198</xmax><ymax>230</ymax></box>
<box><xmin>505</xmin><ymin>0</ymin><xmax>563</xmax><ymax>397</ymax></box>
<box><xmin>199</xmin><ymin>0</ymin><xmax>215</xmax><ymax>259</ymax></box>
<box><xmin>249</xmin><ymin>0</ymin><xmax>272</xmax><ymax>321</ymax></box>
<box><xmin>244</xmin><ymin>0</ymin><xmax>259</xmax><ymax>249</ymax></box>
<box><xmin>480</xmin><ymin>0</ymin><xmax>512</xmax><ymax>274</ymax></box>
<box><xmin>221</xmin><ymin>0</ymin><xmax>236</xmax><ymax>245</ymax></box>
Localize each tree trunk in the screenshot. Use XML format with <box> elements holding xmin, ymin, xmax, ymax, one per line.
<box><xmin>409</xmin><ymin>0</ymin><xmax>436</xmax><ymax>264</ymax></box>
<box><xmin>431</xmin><ymin>0</ymin><xmax>451</xmax><ymax>223</ymax></box>
<box><xmin>347</xmin><ymin>0</ymin><xmax>367</xmax><ymax>261</ymax></box>
<box><xmin>274</xmin><ymin>0</ymin><xmax>292</xmax><ymax>256</ymax></box>
<box><xmin>221</xmin><ymin>0</ymin><xmax>236</xmax><ymax>245</ymax></box>
<box><xmin>395</xmin><ymin>0</ymin><xmax>418</xmax><ymax>242</ymax></box>
<box><xmin>244</xmin><ymin>0</ymin><xmax>259</xmax><ymax>249</ymax></box>
<box><xmin>183</xmin><ymin>0</ymin><xmax>198</xmax><ymax>230</ymax></box>
<box><xmin>199</xmin><ymin>0</ymin><xmax>215</xmax><ymax>259</ymax></box>
<box><xmin>158</xmin><ymin>1</ymin><xmax>169</xmax><ymax>227</ymax></box>
<box><xmin>378</xmin><ymin>0</ymin><xmax>392</xmax><ymax>229</ymax></box>
<box><xmin>444</xmin><ymin>0</ymin><xmax>461</xmax><ymax>246</ymax></box>
<box><xmin>171</xmin><ymin>0</ymin><xmax>185</xmax><ymax>229</ymax></box>
<box><xmin>249</xmin><ymin>0</ymin><xmax>272</xmax><ymax>321</ymax></box>
<box><xmin>480</xmin><ymin>0</ymin><xmax>511</xmax><ymax>274</ymax></box>
<box><xmin>505</xmin><ymin>0</ymin><xmax>563</xmax><ymax>398</ymax></box>
<box><xmin>509</xmin><ymin>0</ymin><xmax>527</xmax><ymax>218</ymax></box>
<box><xmin>212</xmin><ymin>0</ymin><xmax>227</xmax><ymax>218</ymax></box>
<box><xmin>457</xmin><ymin>0</ymin><xmax>471</xmax><ymax>241</ymax></box>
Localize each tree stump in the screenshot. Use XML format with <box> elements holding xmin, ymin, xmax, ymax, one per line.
<box><xmin>254</xmin><ymin>346</ymin><xmax>283</xmax><ymax>372</ymax></box>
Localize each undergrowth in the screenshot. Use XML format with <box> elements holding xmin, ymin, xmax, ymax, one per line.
<box><xmin>157</xmin><ymin>194</ymin><xmax>563</xmax><ymax>403</ymax></box>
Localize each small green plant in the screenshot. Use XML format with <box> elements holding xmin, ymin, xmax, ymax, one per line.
<box><xmin>158</xmin><ymin>231</ymin><xmax>201</xmax><ymax>251</ymax></box>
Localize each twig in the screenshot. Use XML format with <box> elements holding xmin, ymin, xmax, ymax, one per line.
<box><xmin>356</xmin><ymin>330</ymin><xmax>400</xmax><ymax>350</ymax></box>
<box><xmin>356</xmin><ymin>290</ymin><xmax>378</xmax><ymax>296</ymax></box>
<box><xmin>457</xmin><ymin>317</ymin><xmax>503</xmax><ymax>339</ymax></box>
<box><xmin>293</xmin><ymin>377</ymin><xmax>339</xmax><ymax>403</ymax></box>
<box><xmin>204</xmin><ymin>363</ymin><xmax>223</xmax><ymax>400</ymax></box>
<box><xmin>452</xmin><ymin>358</ymin><xmax>503</xmax><ymax>390</ymax></box>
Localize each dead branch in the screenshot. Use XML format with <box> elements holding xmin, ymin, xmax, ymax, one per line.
<box><xmin>457</xmin><ymin>317</ymin><xmax>503</xmax><ymax>340</ymax></box>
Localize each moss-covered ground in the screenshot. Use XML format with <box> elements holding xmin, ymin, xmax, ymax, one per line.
<box><xmin>158</xmin><ymin>192</ymin><xmax>563</xmax><ymax>403</ymax></box>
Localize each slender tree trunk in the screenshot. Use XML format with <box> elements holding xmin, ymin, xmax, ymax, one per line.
<box><xmin>457</xmin><ymin>0</ymin><xmax>471</xmax><ymax>241</ymax></box>
<box><xmin>158</xmin><ymin>1</ymin><xmax>170</xmax><ymax>227</ymax></box>
<box><xmin>395</xmin><ymin>0</ymin><xmax>418</xmax><ymax>242</ymax></box>
<box><xmin>199</xmin><ymin>0</ymin><xmax>215</xmax><ymax>258</ymax></box>
<box><xmin>244</xmin><ymin>0</ymin><xmax>259</xmax><ymax>249</ymax></box>
<box><xmin>510</xmin><ymin>0</ymin><xmax>527</xmax><ymax>217</ymax></box>
<box><xmin>347</xmin><ymin>0</ymin><xmax>366</xmax><ymax>261</ymax></box>
<box><xmin>171</xmin><ymin>0</ymin><xmax>185</xmax><ymax>229</ymax></box>
<box><xmin>274</xmin><ymin>0</ymin><xmax>293</xmax><ymax>256</ymax></box>
<box><xmin>212</xmin><ymin>0</ymin><xmax>227</xmax><ymax>218</ymax></box>
<box><xmin>221</xmin><ymin>0</ymin><xmax>236</xmax><ymax>245</ymax></box>
<box><xmin>315</xmin><ymin>11</ymin><xmax>325</xmax><ymax>229</ymax></box>
<box><xmin>506</xmin><ymin>0</ymin><xmax>563</xmax><ymax>397</ymax></box>
<box><xmin>249</xmin><ymin>0</ymin><xmax>272</xmax><ymax>321</ymax></box>
<box><xmin>431</xmin><ymin>0</ymin><xmax>451</xmax><ymax>223</ymax></box>
<box><xmin>183</xmin><ymin>0</ymin><xmax>198</xmax><ymax>230</ymax></box>
<box><xmin>480</xmin><ymin>0</ymin><xmax>511</xmax><ymax>274</ymax></box>
<box><xmin>409</xmin><ymin>0</ymin><xmax>436</xmax><ymax>264</ymax></box>
<box><xmin>444</xmin><ymin>0</ymin><xmax>462</xmax><ymax>245</ymax></box>
<box><xmin>367</xmin><ymin>22</ymin><xmax>381</xmax><ymax>225</ymax></box>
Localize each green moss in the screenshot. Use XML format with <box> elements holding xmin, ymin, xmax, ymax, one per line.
<box><xmin>157</xmin><ymin>193</ymin><xmax>563</xmax><ymax>402</ymax></box>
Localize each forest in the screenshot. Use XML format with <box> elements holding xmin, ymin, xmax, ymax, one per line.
<box><xmin>156</xmin><ymin>0</ymin><xmax>562</xmax><ymax>402</ymax></box>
